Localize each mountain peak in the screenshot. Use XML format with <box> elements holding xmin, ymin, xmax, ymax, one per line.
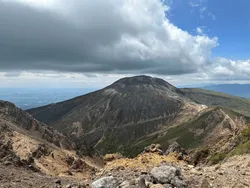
<box><xmin>110</xmin><ymin>75</ymin><xmax>174</xmax><ymax>88</ymax></box>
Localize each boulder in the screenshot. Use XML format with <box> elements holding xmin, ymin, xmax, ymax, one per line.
<box><xmin>150</xmin><ymin>165</ymin><xmax>186</xmax><ymax>187</ymax></box>
<box><xmin>103</xmin><ymin>153</ymin><xmax>122</xmax><ymax>162</ymax></box>
<box><xmin>91</xmin><ymin>176</ymin><xmax>119</xmax><ymax>188</ymax></box>
<box><xmin>165</xmin><ymin>142</ymin><xmax>187</xmax><ymax>156</ymax></box>
<box><xmin>144</xmin><ymin>144</ymin><xmax>163</xmax><ymax>155</ymax></box>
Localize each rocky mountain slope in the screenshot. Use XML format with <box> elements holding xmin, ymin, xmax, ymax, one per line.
<box><xmin>126</xmin><ymin>106</ymin><xmax>250</xmax><ymax>157</ymax></box>
<box><xmin>27</xmin><ymin>75</ymin><xmax>250</xmax><ymax>156</ymax></box>
<box><xmin>0</xmin><ymin>100</ymin><xmax>74</xmax><ymax>150</ymax></box>
<box><xmin>28</xmin><ymin>76</ymin><xmax>203</xmax><ymax>154</ymax></box>
<box><xmin>1</xmin><ymin>82</ymin><xmax>250</xmax><ymax>187</ymax></box>
<box><xmin>0</xmin><ymin>100</ymin><xmax>103</xmax><ymax>187</ymax></box>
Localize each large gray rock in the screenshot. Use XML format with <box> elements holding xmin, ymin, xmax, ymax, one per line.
<box><xmin>151</xmin><ymin>165</ymin><xmax>180</xmax><ymax>184</ymax></box>
<box><xmin>91</xmin><ymin>176</ymin><xmax>119</xmax><ymax>188</ymax></box>
<box><xmin>150</xmin><ymin>165</ymin><xmax>186</xmax><ymax>187</ymax></box>
<box><xmin>165</xmin><ymin>142</ymin><xmax>187</xmax><ymax>156</ymax></box>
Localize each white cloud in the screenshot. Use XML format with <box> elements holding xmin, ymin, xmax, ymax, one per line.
<box><xmin>188</xmin><ymin>2</ymin><xmax>199</xmax><ymax>7</ymax></box>
<box><xmin>196</xmin><ymin>27</ymin><xmax>204</xmax><ymax>35</ymax></box>
<box><xmin>0</xmin><ymin>0</ymin><xmax>218</xmax><ymax>76</ymax></box>
<box><xmin>205</xmin><ymin>58</ymin><xmax>250</xmax><ymax>81</ymax></box>
<box><xmin>0</xmin><ymin>0</ymin><xmax>249</xmax><ymax>87</ymax></box>
<box><xmin>189</xmin><ymin>0</ymin><xmax>216</xmax><ymax>21</ymax></box>
<box><xmin>208</xmin><ymin>12</ymin><xmax>216</xmax><ymax>20</ymax></box>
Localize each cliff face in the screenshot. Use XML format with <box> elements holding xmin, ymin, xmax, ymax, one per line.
<box><xmin>0</xmin><ymin>100</ymin><xmax>74</xmax><ymax>149</ymax></box>
<box><xmin>0</xmin><ymin>100</ymin><xmax>99</xmax><ymax>182</ymax></box>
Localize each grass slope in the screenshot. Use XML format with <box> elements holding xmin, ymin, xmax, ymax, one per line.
<box><xmin>125</xmin><ymin>107</ymin><xmax>249</xmax><ymax>157</ymax></box>
<box><xmin>180</xmin><ymin>88</ymin><xmax>250</xmax><ymax>117</ymax></box>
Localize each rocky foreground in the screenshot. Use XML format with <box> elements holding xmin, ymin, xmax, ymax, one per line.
<box><xmin>1</xmin><ymin>141</ymin><xmax>250</xmax><ymax>188</ymax></box>
<box><xmin>1</xmin><ymin>100</ymin><xmax>250</xmax><ymax>188</ymax></box>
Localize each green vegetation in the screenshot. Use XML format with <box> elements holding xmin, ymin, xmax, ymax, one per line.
<box><xmin>242</xmin><ymin>126</ymin><xmax>250</xmax><ymax>137</ymax></box>
<box><xmin>232</xmin><ymin>141</ymin><xmax>250</xmax><ymax>155</ymax></box>
<box><xmin>155</xmin><ymin>108</ymin><xmax>224</xmax><ymax>149</ymax></box>
<box><xmin>230</xmin><ymin>125</ymin><xmax>250</xmax><ymax>156</ymax></box>
<box><xmin>125</xmin><ymin>107</ymin><xmax>225</xmax><ymax>157</ymax></box>
<box><xmin>209</xmin><ymin>152</ymin><xmax>227</xmax><ymax>165</ymax></box>
<box><xmin>123</xmin><ymin>134</ymin><xmax>158</xmax><ymax>157</ymax></box>
<box><xmin>181</xmin><ymin>88</ymin><xmax>250</xmax><ymax>117</ymax></box>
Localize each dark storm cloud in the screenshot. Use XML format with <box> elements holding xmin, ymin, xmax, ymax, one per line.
<box><xmin>0</xmin><ymin>0</ymin><xmax>217</xmax><ymax>75</ymax></box>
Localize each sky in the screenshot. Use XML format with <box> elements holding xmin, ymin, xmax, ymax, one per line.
<box><xmin>1</xmin><ymin>0</ymin><xmax>250</xmax><ymax>88</ymax></box>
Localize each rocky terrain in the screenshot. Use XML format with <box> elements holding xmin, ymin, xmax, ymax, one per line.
<box><xmin>0</xmin><ymin>101</ymin><xmax>103</xmax><ymax>187</ymax></box>
<box><xmin>1</xmin><ymin>137</ymin><xmax>250</xmax><ymax>187</ymax></box>
<box><xmin>0</xmin><ymin>100</ymin><xmax>249</xmax><ymax>187</ymax></box>
<box><xmin>1</xmin><ymin>75</ymin><xmax>250</xmax><ymax>187</ymax></box>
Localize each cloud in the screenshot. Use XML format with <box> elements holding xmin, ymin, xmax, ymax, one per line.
<box><xmin>188</xmin><ymin>1</ymin><xmax>199</xmax><ymax>7</ymax></box>
<box><xmin>4</xmin><ymin>72</ymin><xmax>21</xmax><ymax>77</ymax></box>
<box><xmin>189</xmin><ymin>0</ymin><xmax>215</xmax><ymax>20</ymax></box>
<box><xmin>0</xmin><ymin>0</ymin><xmax>218</xmax><ymax>76</ymax></box>
<box><xmin>196</xmin><ymin>27</ymin><xmax>204</xmax><ymax>35</ymax></box>
<box><xmin>208</xmin><ymin>12</ymin><xmax>216</xmax><ymax>20</ymax></box>
<box><xmin>199</xmin><ymin>57</ymin><xmax>250</xmax><ymax>82</ymax></box>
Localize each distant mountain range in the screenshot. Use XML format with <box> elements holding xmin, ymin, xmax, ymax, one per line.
<box><xmin>202</xmin><ymin>84</ymin><xmax>250</xmax><ymax>98</ymax></box>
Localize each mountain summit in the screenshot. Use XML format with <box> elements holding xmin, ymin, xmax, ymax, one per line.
<box><xmin>107</xmin><ymin>75</ymin><xmax>184</xmax><ymax>97</ymax></box>
<box><xmin>111</xmin><ymin>75</ymin><xmax>174</xmax><ymax>88</ymax></box>
<box><xmin>28</xmin><ymin>75</ymin><xmax>196</xmax><ymax>154</ymax></box>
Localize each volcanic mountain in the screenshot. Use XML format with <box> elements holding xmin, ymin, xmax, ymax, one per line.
<box><xmin>27</xmin><ymin>76</ymin><xmax>200</xmax><ymax>152</ymax></box>
<box><xmin>27</xmin><ymin>76</ymin><xmax>250</xmax><ymax>155</ymax></box>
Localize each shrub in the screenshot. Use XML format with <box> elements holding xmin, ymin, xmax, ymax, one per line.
<box><xmin>209</xmin><ymin>153</ymin><xmax>226</xmax><ymax>165</ymax></box>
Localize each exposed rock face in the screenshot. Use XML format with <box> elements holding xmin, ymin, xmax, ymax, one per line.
<box><xmin>0</xmin><ymin>100</ymin><xmax>94</xmax><ymax>157</ymax></box>
<box><xmin>165</xmin><ymin>142</ymin><xmax>187</xmax><ymax>156</ymax></box>
<box><xmin>0</xmin><ymin>100</ymin><xmax>75</xmax><ymax>150</ymax></box>
<box><xmin>91</xmin><ymin>176</ymin><xmax>119</xmax><ymax>188</ymax></box>
<box><xmin>143</xmin><ymin>144</ymin><xmax>163</xmax><ymax>155</ymax></box>
<box><xmin>27</xmin><ymin>76</ymin><xmax>196</xmax><ymax>154</ymax></box>
<box><xmin>0</xmin><ymin>100</ymin><xmax>100</xmax><ymax>185</ymax></box>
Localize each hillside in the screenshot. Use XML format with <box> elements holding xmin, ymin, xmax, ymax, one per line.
<box><xmin>181</xmin><ymin>88</ymin><xmax>250</xmax><ymax>116</ymax></box>
<box><xmin>0</xmin><ymin>100</ymin><xmax>101</xmax><ymax>187</ymax></box>
<box><xmin>126</xmin><ymin>107</ymin><xmax>250</xmax><ymax>156</ymax></box>
<box><xmin>28</xmin><ymin>76</ymin><xmax>202</xmax><ymax>154</ymax></box>
<box><xmin>2</xmin><ymin>100</ymin><xmax>250</xmax><ymax>187</ymax></box>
